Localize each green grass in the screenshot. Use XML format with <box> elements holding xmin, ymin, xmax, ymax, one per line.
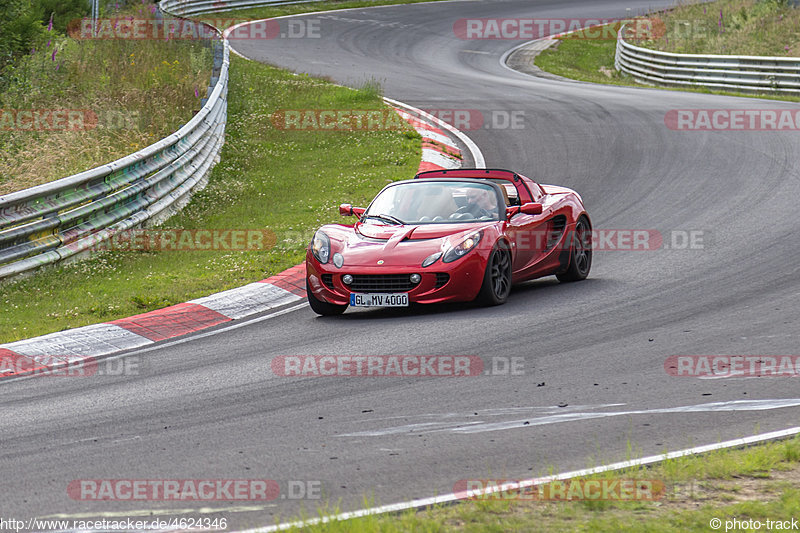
<box><xmin>0</xmin><ymin>52</ymin><xmax>421</xmax><ymax>343</ymax></box>
<box><xmin>276</xmin><ymin>435</ymin><xmax>800</xmax><ymax>532</ymax></box>
<box><xmin>0</xmin><ymin>0</ymin><xmax>464</xmax><ymax>342</ymax></box>
<box><xmin>535</xmin><ymin>37</ymin><xmax>632</xmax><ymax>86</ymax></box>
<box><xmin>534</xmin><ymin>0</ymin><xmax>800</xmax><ymax>102</ymax></box>
<box><xmin>635</xmin><ymin>0</ymin><xmax>800</xmax><ymax>57</ymax></box>
<box><xmin>0</xmin><ymin>7</ymin><xmax>212</xmax><ymax>194</ymax></box>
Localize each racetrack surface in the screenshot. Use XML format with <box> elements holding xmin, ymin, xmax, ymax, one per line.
<box><xmin>4</xmin><ymin>0</ymin><xmax>800</xmax><ymax>528</ymax></box>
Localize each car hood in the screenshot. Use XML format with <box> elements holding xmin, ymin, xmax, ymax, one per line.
<box><xmin>321</xmin><ymin>222</ymin><xmax>497</xmax><ymax>268</ymax></box>
<box><xmin>355</xmin><ymin>222</ymin><xmax>489</xmax><ymax>241</ymax></box>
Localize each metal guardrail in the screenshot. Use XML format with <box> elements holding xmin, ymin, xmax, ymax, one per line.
<box><xmin>615</xmin><ymin>26</ymin><xmax>800</xmax><ymax>95</ymax></box>
<box><xmin>0</xmin><ymin>14</ymin><xmax>229</xmax><ymax>281</ymax></box>
<box><xmin>0</xmin><ymin>0</ymin><xmax>330</xmax><ymax>281</ymax></box>
<box><xmin>160</xmin><ymin>0</ymin><xmax>324</xmax><ymax>16</ymax></box>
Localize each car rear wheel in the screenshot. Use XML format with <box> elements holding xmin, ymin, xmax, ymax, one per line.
<box><xmin>477</xmin><ymin>245</ymin><xmax>512</xmax><ymax>306</ymax></box>
<box><xmin>557</xmin><ymin>215</ymin><xmax>592</xmax><ymax>282</ymax></box>
<box><xmin>307</xmin><ymin>280</ymin><xmax>348</xmax><ymax>316</ymax></box>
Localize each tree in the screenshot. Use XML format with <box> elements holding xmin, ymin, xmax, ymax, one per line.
<box><xmin>0</xmin><ymin>0</ymin><xmax>46</xmax><ymax>71</ymax></box>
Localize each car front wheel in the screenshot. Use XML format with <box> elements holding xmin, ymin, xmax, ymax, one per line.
<box><xmin>477</xmin><ymin>245</ymin><xmax>512</xmax><ymax>306</ymax></box>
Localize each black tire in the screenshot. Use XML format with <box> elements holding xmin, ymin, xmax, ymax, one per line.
<box><xmin>477</xmin><ymin>245</ymin><xmax>512</xmax><ymax>306</ymax></box>
<box><xmin>556</xmin><ymin>215</ymin><xmax>592</xmax><ymax>282</ymax></box>
<box><xmin>306</xmin><ymin>280</ymin><xmax>348</xmax><ymax>316</ymax></box>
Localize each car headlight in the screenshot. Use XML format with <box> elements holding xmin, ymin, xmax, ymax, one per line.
<box><xmin>442</xmin><ymin>231</ymin><xmax>482</xmax><ymax>263</ymax></box>
<box><xmin>422</xmin><ymin>252</ymin><xmax>442</xmax><ymax>268</ymax></box>
<box><xmin>311</xmin><ymin>230</ymin><xmax>331</xmax><ymax>264</ymax></box>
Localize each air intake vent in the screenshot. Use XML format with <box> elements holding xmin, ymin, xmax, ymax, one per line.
<box><xmin>349</xmin><ymin>274</ymin><xmax>415</xmax><ymax>293</ymax></box>
<box><xmin>321</xmin><ymin>274</ymin><xmax>334</xmax><ymax>289</ymax></box>
<box><xmin>547</xmin><ymin>215</ymin><xmax>568</xmax><ymax>250</ymax></box>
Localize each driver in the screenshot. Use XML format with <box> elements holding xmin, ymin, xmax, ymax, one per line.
<box><xmin>454</xmin><ymin>187</ymin><xmax>497</xmax><ymax>219</ymax></box>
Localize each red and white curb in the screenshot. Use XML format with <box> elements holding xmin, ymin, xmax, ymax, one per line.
<box><xmin>386</xmin><ymin>96</ymin><xmax>485</xmax><ymax>169</ymax></box>
<box><xmin>0</xmin><ymin>104</ymin><xmax>480</xmax><ymax>379</ymax></box>
<box><xmin>392</xmin><ymin>108</ymin><xmax>462</xmax><ymax>172</ymax></box>
<box><xmin>0</xmin><ymin>267</ymin><xmax>306</xmax><ymax>378</ymax></box>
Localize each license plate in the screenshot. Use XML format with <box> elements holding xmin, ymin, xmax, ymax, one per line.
<box><xmin>350</xmin><ymin>293</ymin><xmax>409</xmax><ymax>307</ymax></box>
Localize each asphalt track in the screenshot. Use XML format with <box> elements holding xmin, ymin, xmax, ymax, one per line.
<box><xmin>4</xmin><ymin>0</ymin><xmax>800</xmax><ymax>529</ymax></box>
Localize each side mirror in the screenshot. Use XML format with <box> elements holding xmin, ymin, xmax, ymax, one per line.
<box><xmin>520</xmin><ymin>202</ymin><xmax>543</xmax><ymax>215</ymax></box>
<box><xmin>339</xmin><ymin>204</ymin><xmax>366</xmax><ymax>217</ymax></box>
<box><xmin>506</xmin><ymin>203</ymin><xmax>543</xmax><ymax>219</ymax></box>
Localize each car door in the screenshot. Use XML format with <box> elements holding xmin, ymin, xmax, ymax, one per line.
<box><xmin>507</xmin><ymin>207</ymin><xmax>553</xmax><ymax>276</ymax></box>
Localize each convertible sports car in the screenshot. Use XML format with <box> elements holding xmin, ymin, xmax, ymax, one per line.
<box><xmin>305</xmin><ymin>168</ymin><xmax>591</xmax><ymax>315</ymax></box>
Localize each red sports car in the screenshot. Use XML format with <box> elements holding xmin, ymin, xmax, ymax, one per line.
<box><xmin>305</xmin><ymin>168</ymin><xmax>591</xmax><ymax>315</ymax></box>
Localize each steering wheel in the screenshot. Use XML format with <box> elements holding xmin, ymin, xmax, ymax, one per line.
<box><xmin>453</xmin><ymin>205</ymin><xmax>490</xmax><ymax>219</ymax></box>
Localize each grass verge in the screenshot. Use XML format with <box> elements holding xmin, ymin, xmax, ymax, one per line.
<box><xmin>534</xmin><ymin>0</ymin><xmax>800</xmax><ymax>102</ymax></box>
<box><xmin>1</xmin><ymin>20</ymin><xmax>425</xmax><ymax>343</ymax></box>
<box><xmin>637</xmin><ymin>0</ymin><xmax>800</xmax><ymax>57</ymax></box>
<box><xmin>281</xmin><ymin>435</ymin><xmax>800</xmax><ymax>532</ymax></box>
<box><xmin>0</xmin><ymin>6</ymin><xmax>212</xmax><ymax>194</ymax></box>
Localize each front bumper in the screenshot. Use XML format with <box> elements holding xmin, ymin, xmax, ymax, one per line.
<box><xmin>306</xmin><ymin>250</ymin><xmax>487</xmax><ymax>306</ymax></box>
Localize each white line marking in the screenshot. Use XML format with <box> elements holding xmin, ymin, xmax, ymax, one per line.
<box><xmin>384</xmin><ymin>97</ymin><xmax>485</xmax><ymax>168</ymax></box>
<box><xmin>337</xmin><ymin>399</ymin><xmax>800</xmax><ymax>437</ymax></box>
<box><xmin>237</xmin><ymin>426</ymin><xmax>800</xmax><ymax>532</ymax></box>
<box><xmin>499</xmin><ymin>37</ymin><xmax>559</xmax><ymax>75</ymax></box>
<box><xmin>499</xmin><ymin>22</ymin><xmax>613</xmax><ymax>80</ymax></box>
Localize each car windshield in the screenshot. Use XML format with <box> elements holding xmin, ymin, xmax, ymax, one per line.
<box><xmin>363</xmin><ymin>181</ymin><xmax>502</xmax><ymax>225</ymax></box>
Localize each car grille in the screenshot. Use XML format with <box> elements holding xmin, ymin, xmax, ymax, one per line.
<box><xmin>349</xmin><ymin>274</ymin><xmax>416</xmax><ymax>293</ymax></box>
<box><xmin>321</xmin><ymin>274</ymin><xmax>334</xmax><ymax>290</ymax></box>
<box><xmin>435</xmin><ymin>273</ymin><xmax>450</xmax><ymax>288</ymax></box>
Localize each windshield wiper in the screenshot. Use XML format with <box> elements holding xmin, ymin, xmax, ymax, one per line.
<box><xmin>363</xmin><ymin>214</ymin><xmax>406</xmax><ymax>225</ymax></box>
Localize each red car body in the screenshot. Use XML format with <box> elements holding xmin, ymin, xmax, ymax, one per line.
<box><xmin>305</xmin><ymin>169</ymin><xmax>591</xmax><ymax>314</ymax></box>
